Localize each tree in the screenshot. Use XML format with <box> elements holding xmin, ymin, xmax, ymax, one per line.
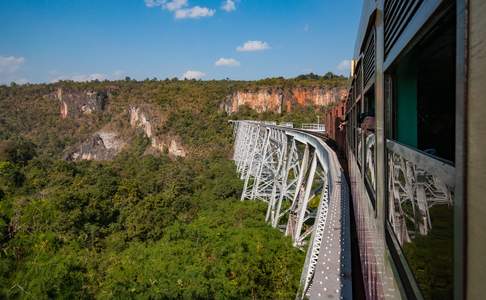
<box><xmin>0</xmin><ymin>161</ymin><xmax>24</xmax><ymax>190</ymax></box>
<box><xmin>0</xmin><ymin>139</ymin><xmax>36</xmax><ymax>164</ymax></box>
<box><xmin>324</xmin><ymin>71</ymin><xmax>337</xmax><ymax>79</ymax></box>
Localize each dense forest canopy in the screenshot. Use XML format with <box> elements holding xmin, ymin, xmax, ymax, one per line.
<box><xmin>0</xmin><ymin>75</ymin><xmax>346</xmax><ymax>299</ymax></box>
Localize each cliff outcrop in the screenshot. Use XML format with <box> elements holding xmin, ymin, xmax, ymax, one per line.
<box><xmin>221</xmin><ymin>86</ymin><xmax>347</xmax><ymax>114</ymax></box>
<box><xmin>65</xmin><ymin>131</ymin><xmax>126</xmax><ymax>161</ymax></box>
<box><xmin>64</xmin><ymin>106</ymin><xmax>187</xmax><ymax>161</ymax></box>
<box><xmin>53</xmin><ymin>88</ymin><xmax>108</xmax><ymax>118</ymax></box>
<box><xmin>129</xmin><ymin>106</ymin><xmax>187</xmax><ymax>158</ymax></box>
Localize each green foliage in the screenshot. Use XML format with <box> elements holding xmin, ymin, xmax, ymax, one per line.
<box><xmin>0</xmin><ymin>161</ymin><xmax>24</xmax><ymax>192</ymax></box>
<box><xmin>0</xmin><ymin>155</ymin><xmax>303</xmax><ymax>299</ymax></box>
<box><xmin>99</xmin><ymin>202</ymin><xmax>303</xmax><ymax>299</ymax></box>
<box><xmin>0</xmin><ymin>76</ymin><xmax>350</xmax><ymax>298</ymax></box>
<box><xmin>0</xmin><ymin>138</ymin><xmax>36</xmax><ymax>165</ymax></box>
<box><xmin>240</xmin><ymin>73</ymin><xmax>349</xmax><ymax>89</ymax></box>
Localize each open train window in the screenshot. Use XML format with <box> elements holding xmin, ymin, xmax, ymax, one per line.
<box><xmin>354</xmin><ymin>100</ymin><xmax>362</xmax><ymax>168</ymax></box>
<box><xmin>385</xmin><ymin>6</ymin><xmax>456</xmax><ymax>299</ymax></box>
<box><xmin>391</xmin><ymin>13</ymin><xmax>456</xmax><ymax>163</ymax></box>
<box><xmin>362</xmin><ymin>88</ymin><xmax>376</xmax><ymax>205</ymax></box>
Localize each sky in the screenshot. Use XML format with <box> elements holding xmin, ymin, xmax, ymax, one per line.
<box><xmin>0</xmin><ymin>0</ymin><xmax>362</xmax><ymax>84</ymax></box>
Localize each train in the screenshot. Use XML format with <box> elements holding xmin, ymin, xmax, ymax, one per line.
<box><xmin>324</xmin><ymin>0</ymin><xmax>485</xmax><ymax>299</ymax></box>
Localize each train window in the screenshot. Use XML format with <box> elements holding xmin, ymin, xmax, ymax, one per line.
<box><xmin>345</xmin><ymin>113</ymin><xmax>349</xmax><ymax>144</ymax></box>
<box><xmin>386</xmin><ymin>9</ymin><xmax>456</xmax><ymax>299</ymax></box>
<box><xmin>392</xmin><ymin>19</ymin><xmax>456</xmax><ymax>163</ymax></box>
<box><xmin>349</xmin><ymin>107</ymin><xmax>355</xmax><ymax>153</ymax></box>
<box><xmin>354</xmin><ymin>101</ymin><xmax>362</xmax><ymax>168</ymax></box>
<box><xmin>363</xmin><ymin>88</ymin><xmax>376</xmax><ymax>201</ymax></box>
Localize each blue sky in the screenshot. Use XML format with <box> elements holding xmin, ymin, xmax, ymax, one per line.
<box><xmin>0</xmin><ymin>0</ymin><xmax>362</xmax><ymax>84</ymax></box>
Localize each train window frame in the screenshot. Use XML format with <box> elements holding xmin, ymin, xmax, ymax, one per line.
<box><xmin>362</xmin><ymin>86</ymin><xmax>377</xmax><ymax>208</ymax></box>
<box><xmin>383</xmin><ymin>4</ymin><xmax>457</xmax><ymax>299</ymax></box>
<box><xmin>354</xmin><ymin>100</ymin><xmax>363</xmax><ymax>170</ymax></box>
<box><xmin>384</xmin><ymin>69</ymin><xmax>425</xmax><ymax>300</ymax></box>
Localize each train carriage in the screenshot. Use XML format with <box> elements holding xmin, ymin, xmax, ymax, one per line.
<box><xmin>325</xmin><ymin>0</ymin><xmax>486</xmax><ymax>299</ymax></box>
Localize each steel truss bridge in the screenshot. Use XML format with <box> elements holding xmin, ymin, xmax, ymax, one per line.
<box><xmin>231</xmin><ymin>120</ymin><xmax>352</xmax><ymax>300</ymax></box>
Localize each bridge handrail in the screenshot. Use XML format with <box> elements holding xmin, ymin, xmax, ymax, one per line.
<box><xmin>300</xmin><ymin>123</ymin><xmax>326</xmax><ymax>132</ymax></box>
<box><xmin>279</xmin><ymin>122</ymin><xmax>294</xmax><ymax>128</ymax></box>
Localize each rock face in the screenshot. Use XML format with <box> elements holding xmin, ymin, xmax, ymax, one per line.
<box><xmin>168</xmin><ymin>140</ymin><xmax>187</xmax><ymax>157</ymax></box>
<box><xmin>63</xmin><ymin>105</ymin><xmax>187</xmax><ymax>161</ymax></box>
<box><xmin>129</xmin><ymin>106</ymin><xmax>186</xmax><ymax>158</ymax></box>
<box><xmin>221</xmin><ymin>86</ymin><xmax>347</xmax><ymax>114</ymax></box>
<box><xmin>129</xmin><ymin>107</ymin><xmax>155</xmax><ymax>139</ymax></box>
<box><xmin>54</xmin><ymin>88</ymin><xmax>107</xmax><ymax>118</ymax></box>
<box><xmin>66</xmin><ymin>131</ymin><xmax>126</xmax><ymax>161</ymax></box>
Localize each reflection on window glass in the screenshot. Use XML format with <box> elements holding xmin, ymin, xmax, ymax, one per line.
<box><xmin>365</xmin><ymin>132</ymin><xmax>375</xmax><ymax>192</ymax></box>
<box><xmin>362</xmin><ymin>89</ymin><xmax>376</xmax><ymax>195</ymax></box>
<box><xmin>388</xmin><ymin>11</ymin><xmax>456</xmax><ymax>299</ymax></box>
<box><xmin>357</xmin><ymin>128</ymin><xmax>362</xmax><ymax>167</ymax></box>
<box><xmin>387</xmin><ymin>141</ymin><xmax>454</xmax><ymax>299</ymax></box>
<box><xmin>393</xmin><ymin>14</ymin><xmax>456</xmax><ymax>163</ymax></box>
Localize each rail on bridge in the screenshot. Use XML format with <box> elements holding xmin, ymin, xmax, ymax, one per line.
<box><xmin>300</xmin><ymin>123</ymin><xmax>326</xmax><ymax>132</ymax></box>
<box><xmin>230</xmin><ymin>120</ymin><xmax>351</xmax><ymax>300</ymax></box>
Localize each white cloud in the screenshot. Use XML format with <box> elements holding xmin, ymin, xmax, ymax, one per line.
<box><xmin>144</xmin><ymin>0</ymin><xmax>164</xmax><ymax>7</ymax></box>
<box><xmin>145</xmin><ymin>0</ymin><xmax>187</xmax><ymax>10</ymax></box>
<box><xmin>13</xmin><ymin>78</ymin><xmax>28</xmax><ymax>85</ymax></box>
<box><xmin>215</xmin><ymin>58</ymin><xmax>240</xmax><ymax>67</ymax></box>
<box><xmin>145</xmin><ymin>0</ymin><xmax>214</xmax><ymax>19</ymax></box>
<box><xmin>164</xmin><ymin>0</ymin><xmax>187</xmax><ymax>11</ymax></box>
<box><xmin>337</xmin><ymin>59</ymin><xmax>351</xmax><ymax>74</ymax></box>
<box><xmin>175</xmin><ymin>6</ymin><xmax>215</xmax><ymax>19</ymax></box>
<box><xmin>221</xmin><ymin>0</ymin><xmax>236</xmax><ymax>12</ymax></box>
<box><xmin>112</xmin><ymin>70</ymin><xmax>126</xmax><ymax>79</ymax></box>
<box><xmin>0</xmin><ymin>55</ymin><xmax>27</xmax><ymax>84</ymax></box>
<box><xmin>182</xmin><ymin>70</ymin><xmax>205</xmax><ymax>80</ymax></box>
<box><xmin>236</xmin><ymin>40</ymin><xmax>270</xmax><ymax>52</ymax></box>
<box><xmin>50</xmin><ymin>70</ymin><xmax>129</xmax><ymax>83</ymax></box>
<box><xmin>51</xmin><ymin>73</ymin><xmax>106</xmax><ymax>83</ymax></box>
<box><xmin>72</xmin><ymin>73</ymin><xmax>106</xmax><ymax>81</ymax></box>
<box><xmin>0</xmin><ymin>56</ymin><xmax>25</xmax><ymax>74</ymax></box>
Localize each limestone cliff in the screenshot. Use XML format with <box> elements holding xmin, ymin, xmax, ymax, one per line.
<box><xmin>53</xmin><ymin>88</ymin><xmax>108</xmax><ymax>118</ymax></box>
<box><xmin>65</xmin><ymin>131</ymin><xmax>126</xmax><ymax>161</ymax></box>
<box><xmin>65</xmin><ymin>106</ymin><xmax>187</xmax><ymax>161</ymax></box>
<box><xmin>129</xmin><ymin>106</ymin><xmax>186</xmax><ymax>158</ymax></box>
<box><xmin>221</xmin><ymin>86</ymin><xmax>347</xmax><ymax>114</ymax></box>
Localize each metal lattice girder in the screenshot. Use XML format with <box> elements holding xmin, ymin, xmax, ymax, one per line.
<box><xmin>265</xmin><ymin>129</ymin><xmax>288</xmax><ymax>221</ymax></box>
<box><xmin>287</xmin><ymin>151</ymin><xmax>318</xmax><ymax>247</ymax></box>
<box><xmin>229</xmin><ymin>120</ymin><xmax>352</xmax><ymax>300</ymax></box>
<box><xmin>238</xmin><ymin>125</ymin><xmax>262</xmax><ymax>181</ymax></box>
<box><xmin>240</xmin><ymin>126</ymin><xmax>268</xmax><ymax>200</ymax></box>
<box><xmin>270</xmin><ymin>138</ymin><xmax>302</xmax><ymax>228</ymax></box>
<box><xmin>250</xmin><ymin>128</ymin><xmax>274</xmax><ymax>201</ymax></box>
<box><xmin>235</xmin><ymin>124</ymin><xmax>252</xmax><ymax>174</ymax></box>
<box><xmin>285</xmin><ymin>144</ymin><xmax>311</xmax><ymax>239</ymax></box>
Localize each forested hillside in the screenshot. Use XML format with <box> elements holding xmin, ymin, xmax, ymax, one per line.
<box><xmin>0</xmin><ymin>75</ymin><xmax>346</xmax><ymax>299</ymax></box>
